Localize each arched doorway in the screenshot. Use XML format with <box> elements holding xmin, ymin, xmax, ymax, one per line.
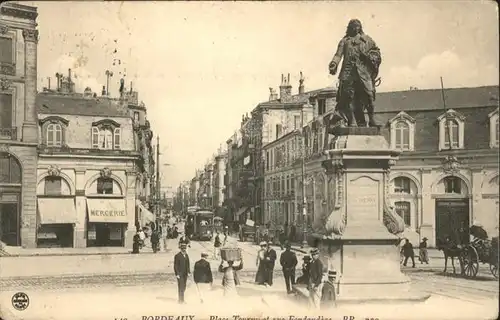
<box><xmin>434</xmin><ymin>175</ymin><xmax>470</xmax><ymax>245</ymax></box>
<box><xmin>0</xmin><ymin>152</ymin><xmax>22</xmax><ymax>246</ymax></box>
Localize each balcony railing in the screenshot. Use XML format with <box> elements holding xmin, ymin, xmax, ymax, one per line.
<box><xmin>0</xmin><ymin>127</ymin><xmax>17</xmax><ymax>140</ymax></box>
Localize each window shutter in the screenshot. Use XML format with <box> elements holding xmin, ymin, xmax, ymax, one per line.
<box><xmin>114</xmin><ymin>128</ymin><xmax>121</xmax><ymax>149</ymax></box>
<box><xmin>91</xmin><ymin>127</ymin><xmax>99</xmax><ymax>148</ymax></box>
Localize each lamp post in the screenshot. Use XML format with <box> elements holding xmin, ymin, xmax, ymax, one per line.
<box><xmin>300</xmin><ymin>107</ymin><xmax>308</xmax><ymax>249</ymax></box>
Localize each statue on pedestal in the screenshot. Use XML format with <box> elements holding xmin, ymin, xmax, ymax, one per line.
<box><xmin>329</xmin><ymin>19</ymin><xmax>382</xmax><ymax>128</ymax></box>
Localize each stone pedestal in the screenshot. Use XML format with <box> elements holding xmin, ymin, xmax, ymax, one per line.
<box><xmin>317</xmin><ymin>127</ymin><xmax>430</xmax><ymax>304</ymax></box>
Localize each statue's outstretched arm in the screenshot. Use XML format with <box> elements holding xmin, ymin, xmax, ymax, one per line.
<box><xmin>329</xmin><ymin>39</ymin><xmax>345</xmax><ymax>74</ymax></box>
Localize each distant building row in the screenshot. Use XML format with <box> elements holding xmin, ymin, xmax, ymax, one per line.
<box><xmin>184</xmin><ymin>69</ymin><xmax>499</xmax><ymax>247</ymax></box>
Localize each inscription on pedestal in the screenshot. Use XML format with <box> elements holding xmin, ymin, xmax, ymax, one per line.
<box><xmin>348</xmin><ymin>176</ymin><xmax>379</xmax><ymax>222</ymax></box>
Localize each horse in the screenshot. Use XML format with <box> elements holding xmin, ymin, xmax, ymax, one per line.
<box><xmin>436</xmin><ymin>237</ymin><xmax>463</xmax><ymax>274</ymax></box>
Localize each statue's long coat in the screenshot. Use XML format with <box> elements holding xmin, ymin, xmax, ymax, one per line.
<box><xmin>330</xmin><ymin>33</ymin><xmax>381</xmax><ymax>98</ymax></box>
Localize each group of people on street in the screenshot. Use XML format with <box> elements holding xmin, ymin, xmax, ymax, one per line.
<box><xmin>173</xmin><ymin>242</ymin><xmax>245</xmax><ymax>304</ymax></box>
<box><xmin>400</xmin><ymin>237</ymin><xmax>430</xmax><ymax>267</ymax></box>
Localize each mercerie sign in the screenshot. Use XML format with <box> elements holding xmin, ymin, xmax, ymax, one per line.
<box><xmin>90</xmin><ymin>210</ymin><xmax>126</xmax><ymax>217</ymax></box>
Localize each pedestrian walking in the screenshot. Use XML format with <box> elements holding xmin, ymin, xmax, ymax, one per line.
<box><xmin>255</xmin><ymin>241</ymin><xmax>267</xmax><ymax>285</ymax></box>
<box><xmin>321</xmin><ymin>270</ymin><xmax>337</xmax><ymax>309</ymax></box>
<box><xmin>174</xmin><ymin>243</ymin><xmax>190</xmax><ymax>304</ymax></box>
<box><xmin>219</xmin><ymin>257</ymin><xmax>243</xmax><ymax>297</ymax></box>
<box><xmin>223</xmin><ymin>226</ymin><xmax>229</xmax><ymax>246</ymax></box>
<box><xmin>214</xmin><ymin>231</ymin><xmax>222</xmax><ymax>259</ymax></box>
<box><xmin>280</xmin><ymin>242</ymin><xmax>298</xmax><ymax>294</ymax></box>
<box><xmin>179</xmin><ymin>233</ymin><xmax>190</xmax><ymax>248</ymax></box>
<box><xmin>402</xmin><ymin>239</ymin><xmax>416</xmax><ymax>268</ymax></box>
<box><xmin>279</xmin><ymin>229</ymin><xmax>286</xmax><ymax>250</ymax></box>
<box><xmin>138</xmin><ymin>228</ymin><xmax>146</xmax><ymax>249</ymax></box>
<box><xmin>419</xmin><ymin>237</ymin><xmax>429</xmax><ymax>264</ymax></box>
<box><xmin>193</xmin><ymin>252</ymin><xmax>213</xmax><ymax>303</ymax></box>
<box><xmin>163</xmin><ymin>229</ymin><xmax>169</xmax><ymax>252</ymax></box>
<box><xmin>151</xmin><ymin>228</ymin><xmax>160</xmax><ymax>253</ymax></box>
<box><xmin>308</xmin><ymin>248</ymin><xmax>324</xmax><ymax>310</ymax></box>
<box><xmin>264</xmin><ymin>241</ymin><xmax>277</xmax><ymax>286</ymax></box>
<box><xmin>132</xmin><ymin>233</ymin><xmax>141</xmax><ymax>254</ymax></box>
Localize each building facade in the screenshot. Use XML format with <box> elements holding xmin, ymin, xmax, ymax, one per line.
<box><xmin>265</xmin><ymin>85</ymin><xmax>499</xmax><ymax>247</ymax></box>
<box><xmin>0</xmin><ymin>3</ymin><xmax>39</xmax><ymax>248</ymax></box>
<box><xmin>34</xmin><ymin>74</ymin><xmax>152</xmax><ymax>249</ymax></box>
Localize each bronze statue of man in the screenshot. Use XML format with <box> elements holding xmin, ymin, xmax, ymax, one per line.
<box><xmin>329</xmin><ymin>19</ymin><xmax>382</xmax><ymax>127</ymax></box>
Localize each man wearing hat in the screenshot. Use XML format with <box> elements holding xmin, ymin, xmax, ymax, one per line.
<box><xmin>308</xmin><ymin>248</ymin><xmax>324</xmax><ymax>310</ymax></box>
<box><xmin>174</xmin><ymin>243</ymin><xmax>191</xmax><ymax>304</ymax></box>
<box><xmin>193</xmin><ymin>252</ymin><xmax>213</xmax><ymax>303</ymax></box>
<box><xmin>264</xmin><ymin>241</ymin><xmax>277</xmax><ymax>286</ymax></box>
<box><xmin>296</xmin><ymin>255</ymin><xmax>312</xmax><ymax>284</ymax></box>
<box><xmin>279</xmin><ymin>242</ymin><xmax>298</xmax><ymax>294</ymax></box>
<box><xmin>419</xmin><ymin>237</ymin><xmax>429</xmax><ymax>264</ymax></box>
<box><xmin>321</xmin><ymin>270</ymin><xmax>337</xmax><ymax>309</ymax></box>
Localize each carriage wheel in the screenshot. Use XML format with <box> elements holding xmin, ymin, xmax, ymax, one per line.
<box><xmin>460</xmin><ymin>247</ymin><xmax>479</xmax><ymax>278</ymax></box>
<box><xmin>490</xmin><ymin>264</ymin><xmax>499</xmax><ymax>279</ymax></box>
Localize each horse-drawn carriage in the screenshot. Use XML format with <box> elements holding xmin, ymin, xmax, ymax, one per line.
<box><xmin>460</xmin><ymin>225</ymin><xmax>499</xmax><ymax>279</ymax></box>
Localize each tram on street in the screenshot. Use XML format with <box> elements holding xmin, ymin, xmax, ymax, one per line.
<box><xmin>188</xmin><ymin>210</ymin><xmax>215</xmax><ymax>241</ymax></box>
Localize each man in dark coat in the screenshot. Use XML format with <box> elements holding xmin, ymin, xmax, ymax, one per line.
<box><xmin>308</xmin><ymin>248</ymin><xmax>324</xmax><ymax>310</ymax></box>
<box><xmin>264</xmin><ymin>241</ymin><xmax>277</xmax><ymax>286</ymax></box>
<box><xmin>193</xmin><ymin>252</ymin><xmax>213</xmax><ymax>303</ymax></box>
<box><xmin>151</xmin><ymin>229</ymin><xmax>160</xmax><ymax>253</ymax></box>
<box><xmin>279</xmin><ymin>242</ymin><xmax>298</xmax><ymax>294</ymax></box>
<box><xmin>296</xmin><ymin>255</ymin><xmax>312</xmax><ymax>284</ymax></box>
<box><xmin>402</xmin><ymin>239</ymin><xmax>415</xmax><ymax>268</ymax></box>
<box><xmin>174</xmin><ymin>243</ymin><xmax>190</xmax><ymax>303</ymax></box>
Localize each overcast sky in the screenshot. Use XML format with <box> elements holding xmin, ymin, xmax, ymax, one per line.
<box><xmin>27</xmin><ymin>1</ymin><xmax>499</xmax><ymax>189</ymax></box>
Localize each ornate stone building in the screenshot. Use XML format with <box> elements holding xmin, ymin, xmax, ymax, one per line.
<box><xmin>266</xmin><ymin>85</ymin><xmax>499</xmax><ymax>247</ymax></box>
<box><xmin>34</xmin><ymin>73</ymin><xmax>153</xmax><ymax>249</ymax></box>
<box><xmin>0</xmin><ymin>3</ymin><xmax>39</xmax><ymax>248</ymax></box>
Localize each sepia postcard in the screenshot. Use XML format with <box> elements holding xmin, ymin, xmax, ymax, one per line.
<box><xmin>0</xmin><ymin>1</ymin><xmax>498</xmax><ymax>320</ymax></box>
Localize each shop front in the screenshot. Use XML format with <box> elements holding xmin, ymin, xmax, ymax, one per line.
<box><xmin>36</xmin><ymin>198</ymin><xmax>77</xmax><ymax>248</ymax></box>
<box><xmin>86</xmin><ymin>198</ymin><xmax>128</xmax><ymax>247</ymax></box>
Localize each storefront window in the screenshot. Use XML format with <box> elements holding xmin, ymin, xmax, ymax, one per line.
<box><xmin>97</xmin><ymin>177</ymin><xmax>113</xmax><ymax>194</ymax></box>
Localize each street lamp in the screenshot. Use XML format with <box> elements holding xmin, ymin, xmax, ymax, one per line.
<box><xmin>300</xmin><ymin>107</ymin><xmax>308</xmax><ymax>249</ymax></box>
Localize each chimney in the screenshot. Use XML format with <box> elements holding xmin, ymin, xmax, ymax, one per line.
<box><xmin>101</xmin><ymin>85</ymin><xmax>106</xmax><ymax>96</ymax></box>
<box><xmin>68</xmin><ymin>69</ymin><xmax>74</xmax><ymax>93</ymax></box>
<box><xmin>119</xmin><ymin>78</ymin><xmax>125</xmax><ymax>96</ymax></box>
<box><xmin>55</xmin><ymin>73</ymin><xmax>62</xmax><ymax>91</ymax></box>
<box><xmin>298</xmin><ymin>71</ymin><xmax>305</xmax><ymax>94</ymax></box>
<box><xmin>279</xmin><ymin>73</ymin><xmax>292</xmax><ymax>102</ymax></box>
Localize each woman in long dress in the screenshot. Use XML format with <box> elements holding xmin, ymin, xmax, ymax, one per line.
<box><xmin>255</xmin><ymin>241</ymin><xmax>267</xmax><ymax>285</ymax></box>
<box><xmin>219</xmin><ymin>259</ymin><xmax>243</xmax><ymax>296</ymax></box>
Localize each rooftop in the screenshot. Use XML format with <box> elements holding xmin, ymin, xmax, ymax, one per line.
<box><xmin>37</xmin><ymin>93</ymin><xmax>129</xmax><ymax>118</ymax></box>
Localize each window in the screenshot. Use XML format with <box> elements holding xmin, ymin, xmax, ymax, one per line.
<box><xmin>444</xmin><ymin>120</ymin><xmax>459</xmax><ymax>149</ymax></box>
<box><xmin>44</xmin><ymin>177</ymin><xmax>62</xmax><ymax>195</ymax></box>
<box><xmin>394</xmin><ymin>177</ymin><xmax>411</xmax><ymax>194</ymax></box>
<box><xmin>389</xmin><ymin>112</ymin><xmax>415</xmax><ymax>151</ymax></box>
<box><xmin>395</xmin><ymin>201</ymin><xmax>411</xmax><ymax>226</ymax></box>
<box><xmin>0</xmin><ymin>37</ymin><xmax>13</xmax><ymax>64</ymax></box>
<box><xmin>438</xmin><ymin>109</ymin><xmax>465</xmax><ymax>150</ymax></box>
<box><xmin>294</xmin><ymin>115</ymin><xmax>301</xmax><ymax>130</ymax></box>
<box><xmin>92</xmin><ymin>127</ymin><xmax>121</xmax><ymax>150</ymax></box>
<box><xmin>133</xmin><ymin>112</ymin><xmax>139</xmax><ymax>122</ymax></box>
<box><xmin>0</xmin><ymin>152</ymin><xmax>21</xmax><ymax>184</ymax></box>
<box><xmin>286</xmin><ymin>175</ymin><xmax>290</xmax><ymax>195</ymax></box>
<box><xmin>97</xmin><ymin>177</ymin><xmax>114</xmax><ymax>194</ymax></box>
<box><xmin>394</xmin><ymin>121</ymin><xmax>410</xmax><ymax>150</ymax></box>
<box><xmin>489</xmin><ymin>108</ymin><xmax>499</xmax><ymax>148</ymax></box>
<box><xmin>46</xmin><ymin>123</ymin><xmax>62</xmax><ymax>147</ymax></box>
<box><xmin>444</xmin><ymin>176</ymin><xmax>461</xmax><ymax>194</ymax></box>
<box><xmin>0</xmin><ymin>93</ymin><xmax>12</xmax><ymax>129</ymax></box>
<box><xmin>318</xmin><ymin>99</ymin><xmax>326</xmax><ymax>115</ymax></box>
<box><xmin>276</xmin><ymin>124</ymin><xmax>282</xmax><ymax>140</ymax></box>
<box><xmin>265</xmin><ymin>151</ymin><xmax>270</xmax><ymax>170</ymax></box>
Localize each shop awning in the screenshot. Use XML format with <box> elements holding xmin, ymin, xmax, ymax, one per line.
<box><xmin>37</xmin><ymin>198</ymin><xmax>77</xmax><ymax>224</ymax></box>
<box><xmin>87</xmin><ymin>198</ymin><xmax>128</xmax><ymax>223</ymax></box>
<box><xmin>235</xmin><ymin>207</ymin><xmax>248</xmax><ymax>217</ymax></box>
<box><xmin>138</xmin><ymin>202</ymin><xmax>156</xmax><ymax>225</ymax></box>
